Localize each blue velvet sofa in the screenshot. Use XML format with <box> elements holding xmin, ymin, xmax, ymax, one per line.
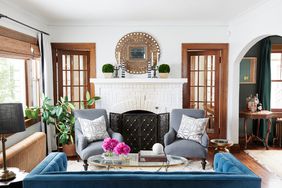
<box><xmin>23</xmin><ymin>152</ymin><xmax>261</xmax><ymax>188</ymax></box>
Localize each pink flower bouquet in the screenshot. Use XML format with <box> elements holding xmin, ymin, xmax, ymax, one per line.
<box><xmin>102</xmin><ymin>138</ymin><xmax>131</xmax><ymax>159</ymax></box>
<box><xmin>102</xmin><ymin>138</ymin><xmax>119</xmax><ymax>153</ymax></box>
<box><xmin>113</xmin><ymin>142</ymin><xmax>131</xmax><ymax>155</ymax></box>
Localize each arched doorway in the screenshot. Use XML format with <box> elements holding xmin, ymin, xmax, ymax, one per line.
<box><xmin>238</xmin><ymin>35</ymin><xmax>282</xmax><ymax>148</ymax></box>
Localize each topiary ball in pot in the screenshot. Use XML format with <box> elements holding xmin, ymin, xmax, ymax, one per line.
<box><xmin>158</xmin><ymin>64</ymin><xmax>170</xmax><ymax>78</ymax></box>
<box><xmin>102</xmin><ymin>64</ymin><xmax>114</xmax><ymax>78</ymax></box>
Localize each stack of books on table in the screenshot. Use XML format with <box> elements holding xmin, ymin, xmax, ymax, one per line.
<box><xmin>138</xmin><ymin>150</ymin><xmax>167</xmax><ymax>162</ymax></box>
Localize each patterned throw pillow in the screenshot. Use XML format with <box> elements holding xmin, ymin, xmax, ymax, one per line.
<box><xmin>176</xmin><ymin>115</ymin><xmax>208</xmax><ymax>144</ymax></box>
<box><xmin>78</xmin><ymin>116</ymin><xmax>109</xmax><ymax>142</ymax></box>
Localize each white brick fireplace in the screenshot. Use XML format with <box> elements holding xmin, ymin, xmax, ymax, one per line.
<box><xmin>90</xmin><ymin>78</ymin><xmax>187</xmax><ymax>113</ymax></box>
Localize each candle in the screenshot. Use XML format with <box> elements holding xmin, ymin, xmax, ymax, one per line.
<box><xmin>117</xmin><ymin>52</ymin><xmax>120</xmax><ymax>65</ymax></box>
<box><xmin>156</xmin><ymin>52</ymin><xmax>159</xmax><ymax>65</ymax></box>
<box><xmin>151</xmin><ymin>52</ymin><xmax>154</xmax><ymax>65</ymax></box>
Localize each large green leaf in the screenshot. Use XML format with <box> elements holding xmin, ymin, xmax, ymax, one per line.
<box><xmin>94</xmin><ymin>96</ymin><xmax>101</xmax><ymax>101</ymax></box>
<box><xmin>42</xmin><ymin>111</ymin><xmax>49</xmax><ymax>122</ymax></box>
<box><xmin>87</xmin><ymin>99</ymin><xmax>94</xmax><ymax>106</ymax></box>
<box><xmin>56</xmin><ymin>106</ymin><xmax>63</xmax><ymax>117</ymax></box>
<box><xmin>68</xmin><ymin>103</ymin><xmax>75</xmax><ymax>110</ymax></box>
<box><xmin>86</xmin><ymin>91</ymin><xmax>91</xmax><ymax>101</ymax></box>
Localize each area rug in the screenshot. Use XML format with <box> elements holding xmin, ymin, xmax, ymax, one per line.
<box><xmin>67</xmin><ymin>160</ymin><xmax>213</xmax><ymax>172</ymax></box>
<box><xmin>245</xmin><ymin>150</ymin><xmax>282</xmax><ymax>178</ymax></box>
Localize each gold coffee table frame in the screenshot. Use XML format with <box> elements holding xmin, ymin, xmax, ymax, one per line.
<box><xmin>88</xmin><ymin>154</ymin><xmax>188</xmax><ymax>171</ymax></box>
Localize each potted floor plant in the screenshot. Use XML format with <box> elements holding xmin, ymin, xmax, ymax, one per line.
<box><xmin>42</xmin><ymin>96</ymin><xmax>76</xmax><ymax>156</ymax></box>
<box><xmin>102</xmin><ymin>64</ymin><xmax>114</xmax><ymax>78</ymax></box>
<box><xmin>158</xmin><ymin>64</ymin><xmax>170</xmax><ymax>78</ymax></box>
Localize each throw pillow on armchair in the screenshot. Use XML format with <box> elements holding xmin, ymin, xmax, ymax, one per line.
<box><xmin>78</xmin><ymin>116</ymin><xmax>110</xmax><ymax>142</ymax></box>
<box><xmin>176</xmin><ymin>114</ymin><xmax>208</xmax><ymax>144</ymax></box>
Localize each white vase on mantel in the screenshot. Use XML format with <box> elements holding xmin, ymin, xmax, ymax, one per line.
<box><xmin>103</xmin><ymin>73</ymin><xmax>113</xmax><ymax>78</ymax></box>
<box><xmin>159</xmin><ymin>73</ymin><xmax>169</xmax><ymax>78</ymax></box>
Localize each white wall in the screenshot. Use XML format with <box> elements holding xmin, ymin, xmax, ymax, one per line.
<box><xmin>0</xmin><ymin>0</ymin><xmax>47</xmax><ymax>37</ymax></box>
<box><xmin>228</xmin><ymin>0</ymin><xmax>282</xmax><ymax>143</ymax></box>
<box><xmin>48</xmin><ymin>24</ymin><xmax>229</xmax><ymax>78</ymax></box>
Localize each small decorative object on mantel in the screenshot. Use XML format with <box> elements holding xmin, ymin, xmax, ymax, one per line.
<box><xmin>102</xmin><ymin>64</ymin><xmax>114</xmax><ymax>78</ymax></box>
<box><xmin>113</xmin><ymin>64</ymin><xmax>120</xmax><ymax>78</ymax></box>
<box><xmin>152</xmin><ymin>65</ymin><xmax>158</xmax><ymax>78</ymax></box>
<box><xmin>121</xmin><ymin>63</ymin><xmax>125</xmax><ymax>78</ymax></box>
<box><xmin>113</xmin><ymin>52</ymin><xmax>121</xmax><ymax>78</ymax></box>
<box><xmin>147</xmin><ymin>60</ymin><xmax>152</xmax><ymax>78</ymax></box>
<box><xmin>158</xmin><ymin>64</ymin><xmax>170</xmax><ymax>78</ymax></box>
<box><xmin>246</xmin><ymin>93</ymin><xmax>259</xmax><ymax>112</ymax></box>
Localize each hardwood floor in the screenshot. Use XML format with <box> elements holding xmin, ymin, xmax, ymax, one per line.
<box><xmin>208</xmin><ymin>144</ymin><xmax>282</xmax><ymax>188</ymax></box>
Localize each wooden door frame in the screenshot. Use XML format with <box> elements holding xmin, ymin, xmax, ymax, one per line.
<box><xmin>51</xmin><ymin>43</ymin><xmax>96</xmax><ymax>104</ymax></box>
<box><xmin>182</xmin><ymin>43</ymin><xmax>228</xmax><ymax>138</ymax></box>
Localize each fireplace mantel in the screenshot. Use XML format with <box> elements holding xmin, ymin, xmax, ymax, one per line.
<box><xmin>90</xmin><ymin>78</ymin><xmax>187</xmax><ymax>113</ymax></box>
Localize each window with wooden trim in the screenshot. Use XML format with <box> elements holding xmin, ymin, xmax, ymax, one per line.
<box><xmin>0</xmin><ymin>58</ymin><xmax>41</xmax><ymax>107</ymax></box>
<box><xmin>271</xmin><ymin>52</ymin><xmax>282</xmax><ymax>111</ymax></box>
<box><xmin>59</xmin><ymin>51</ymin><xmax>90</xmax><ymax>108</ymax></box>
<box><xmin>52</xmin><ymin>43</ymin><xmax>96</xmax><ymax>109</ymax></box>
<box><xmin>0</xmin><ymin>26</ymin><xmax>41</xmax><ymax>108</ymax></box>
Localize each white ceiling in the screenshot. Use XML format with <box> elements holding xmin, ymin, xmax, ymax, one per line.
<box><xmin>5</xmin><ymin>0</ymin><xmax>267</xmax><ymax>25</ymax></box>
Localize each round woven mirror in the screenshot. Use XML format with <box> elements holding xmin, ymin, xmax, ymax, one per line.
<box><xmin>115</xmin><ymin>32</ymin><xmax>160</xmax><ymax>74</ymax></box>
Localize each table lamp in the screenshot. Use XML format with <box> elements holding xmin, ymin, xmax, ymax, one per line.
<box><xmin>0</xmin><ymin>103</ymin><xmax>25</xmax><ymax>181</ymax></box>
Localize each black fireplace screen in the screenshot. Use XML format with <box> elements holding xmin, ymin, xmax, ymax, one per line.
<box><xmin>110</xmin><ymin>110</ymin><xmax>169</xmax><ymax>153</ymax></box>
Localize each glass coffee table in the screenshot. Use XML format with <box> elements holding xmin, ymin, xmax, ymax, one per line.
<box><xmin>88</xmin><ymin>154</ymin><xmax>188</xmax><ymax>172</ymax></box>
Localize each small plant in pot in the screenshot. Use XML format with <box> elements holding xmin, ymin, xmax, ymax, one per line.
<box><xmin>25</xmin><ymin>106</ymin><xmax>40</xmax><ymax>120</ymax></box>
<box><xmin>158</xmin><ymin>64</ymin><xmax>170</xmax><ymax>78</ymax></box>
<box><xmin>42</xmin><ymin>96</ymin><xmax>76</xmax><ymax>156</ymax></box>
<box><xmin>102</xmin><ymin>64</ymin><xmax>114</xmax><ymax>78</ymax></box>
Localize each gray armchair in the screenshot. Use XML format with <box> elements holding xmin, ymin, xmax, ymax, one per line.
<box><xmin>164</xmin><ymin>109</ymin><xmax>209</xmax><ymax>169</ymax></box>
<box><xmin>74</xmin><ymin>109</ymin><xmax>123</xmax><ymax>171</ymax></box>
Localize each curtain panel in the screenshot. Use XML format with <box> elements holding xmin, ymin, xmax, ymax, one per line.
<box><xmin>38</xmin><ymin>33</ymin><xmax>57</xmax><ymax>153</ymax></box>
<box><xmin>257</xmin><ymin>38</ymin><xmax>273</xmax><ymax>142</ymax></box>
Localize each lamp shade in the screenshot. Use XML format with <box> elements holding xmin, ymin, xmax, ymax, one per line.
<box><xmin>0</xmin><ymin>103</ymin><xmax>25</xmax><ymax>134</ymax></box>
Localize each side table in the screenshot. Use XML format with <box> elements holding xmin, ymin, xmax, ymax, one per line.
<box><xmin>210</xmin><ymin>139</ymin><xmax>233</xmax><ymax>154</ymax></box>
<box><xmin>239</xmin><ymin>110</ymin><xmax>273</xmax><ymax>149</ymax></box>
<box><xmin>0</xmin><ymin>168</ymin><xmax>28</xmax><ymax>188</ymax></box>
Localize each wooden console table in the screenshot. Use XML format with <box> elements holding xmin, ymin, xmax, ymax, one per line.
<box><xmin>239</xmin><ymin>110</ymin><xmax>273</xmax><ymax>149</ymax></box>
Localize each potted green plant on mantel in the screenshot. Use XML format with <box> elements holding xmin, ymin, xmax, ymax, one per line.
<box><xmin>102</xmin><ymin>64</ymin><xmax>114</xmax><ymax>78</ymax></box>
<box><xmin>42</xmin><ymin>96</ymin><xmax>76</xmax><ymax>157</ymax></box>
<box><xmin>158</xmin><ymin>64</ymin><xmax>170</xmax><ymax>78</ymax></box>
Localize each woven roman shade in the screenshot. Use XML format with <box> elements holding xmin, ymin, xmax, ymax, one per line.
<box><xmin>0</xmin><ymin>26</ymin><xmax>40</xmax><ymax>59</ymax></box>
